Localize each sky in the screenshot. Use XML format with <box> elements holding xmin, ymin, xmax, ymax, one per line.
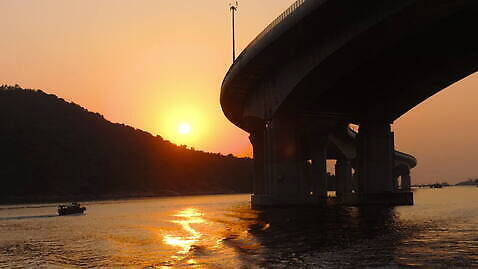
<box><xmin>1</xmin><ymin>0</ymin><xmax>477</xmax><ymax>184</ymax></box>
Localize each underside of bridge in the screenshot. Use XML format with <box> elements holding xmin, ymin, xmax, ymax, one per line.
<box><xmin>221</xmin><ymin>0</ymin><xmax>478</xmax><ymax>206</ymax></box>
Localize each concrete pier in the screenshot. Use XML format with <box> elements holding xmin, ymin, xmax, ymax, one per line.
<box><xmin>309</xmin><ymin>136</ymin><xmax>329</xmax><ymax>199</ymax></box>
<box><xmin>357</xmin><ymin>122</ymin><xmax>395</xmax><ymax>194</ymax></box>
<box><xmin>349</xmin><ymin>122</ymin><xmax>413</xmax><ymax>205</ymax></box>
<box><xmin>249</xmin><ymin>130</ymin><xmax>265</xmax><ymax>196</ymax></box>
<box><xmin>335</xmin><ymin>159</ymin><xmax>353</xmax><ymax>197</ymax></box>
<box><xmin>251</xmin><ymin>119</ymin><xmax>414</xmax><ymax>206</ymax></box>
<box><xmin>251</xmin><ymin>116</ymin><xmax>321</xmax><ymax>206</ymax></box>
<box><xmin>401</xmin><ymin>168</ymin><xmax>411</xmax><ymax>191</ymax></box>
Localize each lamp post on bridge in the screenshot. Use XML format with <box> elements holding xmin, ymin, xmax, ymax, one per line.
<box><xmin>230</xmin><ymin>1</ymin><xmax>238</xmax><ymax>62</ymax></box>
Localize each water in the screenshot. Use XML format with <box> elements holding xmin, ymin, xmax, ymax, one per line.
<box><xmin>1</xmin><ymin>187</ymin><xmax>477</xmax><ymax>268</ymax></box>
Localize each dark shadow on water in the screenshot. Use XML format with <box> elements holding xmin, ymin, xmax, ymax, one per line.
<box><xmin>238</xmin><ymin>205</ymin><xmax>409</xmax><ymax>268</ymax></box>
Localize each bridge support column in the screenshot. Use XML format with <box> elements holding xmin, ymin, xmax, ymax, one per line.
<box><xmin>249</xmin><ymin>131</ymin><xmax>265</xmax><ymax>196</ymax></box>
<box><xmin>393</xmin><ymin>165</ymin><xmax>412</xmax><ymax>191</ymax></box>
<box><xmin>343</xmin><ymin>121</ymin><xmax>413</xmax><ymax>205</ymax></box>
<box><xmin>335</xmin><ymin>159</ymin><xmax>352</xmax><ymax>198</ymax></box>
<box><xmin>309</xmin><ymin>137</ymin><xmax>329</xmax><ymax>199</ymax></box>
<box><xmin>401</xmin><ymin>168</ymin><xmax>411</xmax><ymax>191</ymax></box>
<box><xmin>357</xmin><ymin>122</ymin><xmax>394</xmax><ymax>194</ymax></box>
<box><xmin>251</xmin><ymin>116</ymin><xmax>319</xmax><ymax>206</ymax></box>
<box><xmin>393</xmin><ymin>173</ymin><xmax>400</xmax><ymax>190</ymax></box>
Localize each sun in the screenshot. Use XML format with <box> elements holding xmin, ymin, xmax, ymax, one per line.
<box><xmin>178</xmin><ymin>123</ymin><xmax>192</xmax><ymax>135</ymax></box>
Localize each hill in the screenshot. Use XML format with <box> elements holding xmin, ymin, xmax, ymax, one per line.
<box><xmin>0</xmin><ymin>85</ymin><xmax>253</xmax><ymax>203</ymax></box>
<box><xmin>455</xmin><ymin>179</ymin><xmax>478</xmax><ymax>186</ymax></box>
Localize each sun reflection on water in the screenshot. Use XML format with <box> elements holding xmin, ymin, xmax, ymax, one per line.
<box><xmin>162</xmin><ymin>208</ymin><xmax>205</xmax><ymax>255</ymax></box>
<box><xmin>154</xmin><ymin>204</ymin><xmax>264</xmax><ymax>267</ymax></box>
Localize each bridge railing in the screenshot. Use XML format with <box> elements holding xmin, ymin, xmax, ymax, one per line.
<box><xmin>235</xmin><ymin>0</ymin><xmax>308</xmax><ymax>63</ymax></box>
<box><xmin>257</xmin><ymin>0</ymin><xmax>307</xmax><ymax>40</ymax></box>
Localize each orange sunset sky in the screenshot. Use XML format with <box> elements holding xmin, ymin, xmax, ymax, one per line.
<box><xmin>1</xmin><ymin>0</ymin><xmax>478</xmax><ymax>184</ymax></box>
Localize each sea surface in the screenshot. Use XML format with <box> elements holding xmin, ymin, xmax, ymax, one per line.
<box><xmin>1</xmin><ymin>187</ymin><xmax>477</xmax><ymax>268</ymax></box>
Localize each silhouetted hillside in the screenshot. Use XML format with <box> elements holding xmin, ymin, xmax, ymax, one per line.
<box><xmin>455</xmin><ymin>179</ymin><xmax>478</xmax><ymax>186</ymax></box>
<box><xmin>0</xmin><ymin>85</ymin><xmax>253</xmax><ymax>203</ymax></box>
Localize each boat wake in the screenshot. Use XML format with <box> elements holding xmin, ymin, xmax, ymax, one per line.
<box><xmin>0</xmin><ymin>214</ymin><xmax>58</xmax><ymax>221</ymax></box>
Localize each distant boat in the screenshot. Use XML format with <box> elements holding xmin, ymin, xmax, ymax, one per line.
<box><xmin>430</xmin><ymin>183</ymin><xmax>443</xmax><ymax>188</ymax></box>
<box><xmin>58</xmin><ymin>202</ymin><xmax>86</xmax><ymax>216</ymax></box>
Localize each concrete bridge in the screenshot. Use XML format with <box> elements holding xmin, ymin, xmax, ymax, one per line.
<box><xmin>220</xmin><ymin>0</ymin><xmax>478</xmax><ymax>206</ymax></box>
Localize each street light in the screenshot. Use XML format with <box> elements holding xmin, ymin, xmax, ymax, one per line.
<box><xmin>229</xmin><ymin>1</ymin><xmax>238</xmax><ymax>62</ymax></box>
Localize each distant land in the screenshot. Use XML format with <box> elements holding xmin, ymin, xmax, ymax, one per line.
<box><xmin>0</xmin><ymin>85</ymin><xmax>253</xmax><ymax>204</ymax></box>
<box><xmin>412</xmin><ymin>179</ymin><xmax>478</xmax><ymax>188</ymax></box>
<box><xmin>455</xmin><ymin>179</ymin><xmax>478</xmax><ymax>186</ymax></box>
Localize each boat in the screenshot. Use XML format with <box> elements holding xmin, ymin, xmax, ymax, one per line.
<box><xmin>430</xmin><ymin>183</ymin><xmax>443</xmax><ymax>188</ymax></box>
<box><xmin>58</xmin><ymin>202</ymin><xmax>86</xmax><ymax>216</ymax></box>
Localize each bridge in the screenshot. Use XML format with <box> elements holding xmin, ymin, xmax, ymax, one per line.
<box><xmin>220</xmin><ymin>0</ymin><xmax>478</xmax><ymax>206</ymax></box>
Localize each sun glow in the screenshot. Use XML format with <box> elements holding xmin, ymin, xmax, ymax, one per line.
<box><xmin>155</xmin><ymin>103</ymin><xmax>210</xmax><ymax>148</ymax></box>
<box><xmin>178</xmin><ymin>123</ymin><xmax>192</xmax><ymax>135</ymax></box>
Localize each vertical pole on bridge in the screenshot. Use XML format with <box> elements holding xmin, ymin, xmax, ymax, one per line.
<box><xmin>229</xmin><ymin>1</ymin><xmax>238</xmax><ymax>62</ymax></box>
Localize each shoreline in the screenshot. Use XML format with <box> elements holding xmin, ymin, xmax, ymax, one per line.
<box><xmin>0</xmin><ymin>191</ymin><xmax>251</xmax><ymax>207</ymax></box>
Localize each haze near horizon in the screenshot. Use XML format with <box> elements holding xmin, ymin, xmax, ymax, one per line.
<box><xmin>1</xmin><ymin>0</ymin><xmax>478</xmax><ymax>184</ymax></box>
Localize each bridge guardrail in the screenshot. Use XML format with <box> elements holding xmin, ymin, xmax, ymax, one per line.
<box><xmin>257</xmin><ymin>0</ymin><xmax>306</xmax><ymax>40</ymax></box>
<box><xmin>235</xmin><ymin>0</ymin><xmax>307</xmax><ymax>63</ymax></box>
